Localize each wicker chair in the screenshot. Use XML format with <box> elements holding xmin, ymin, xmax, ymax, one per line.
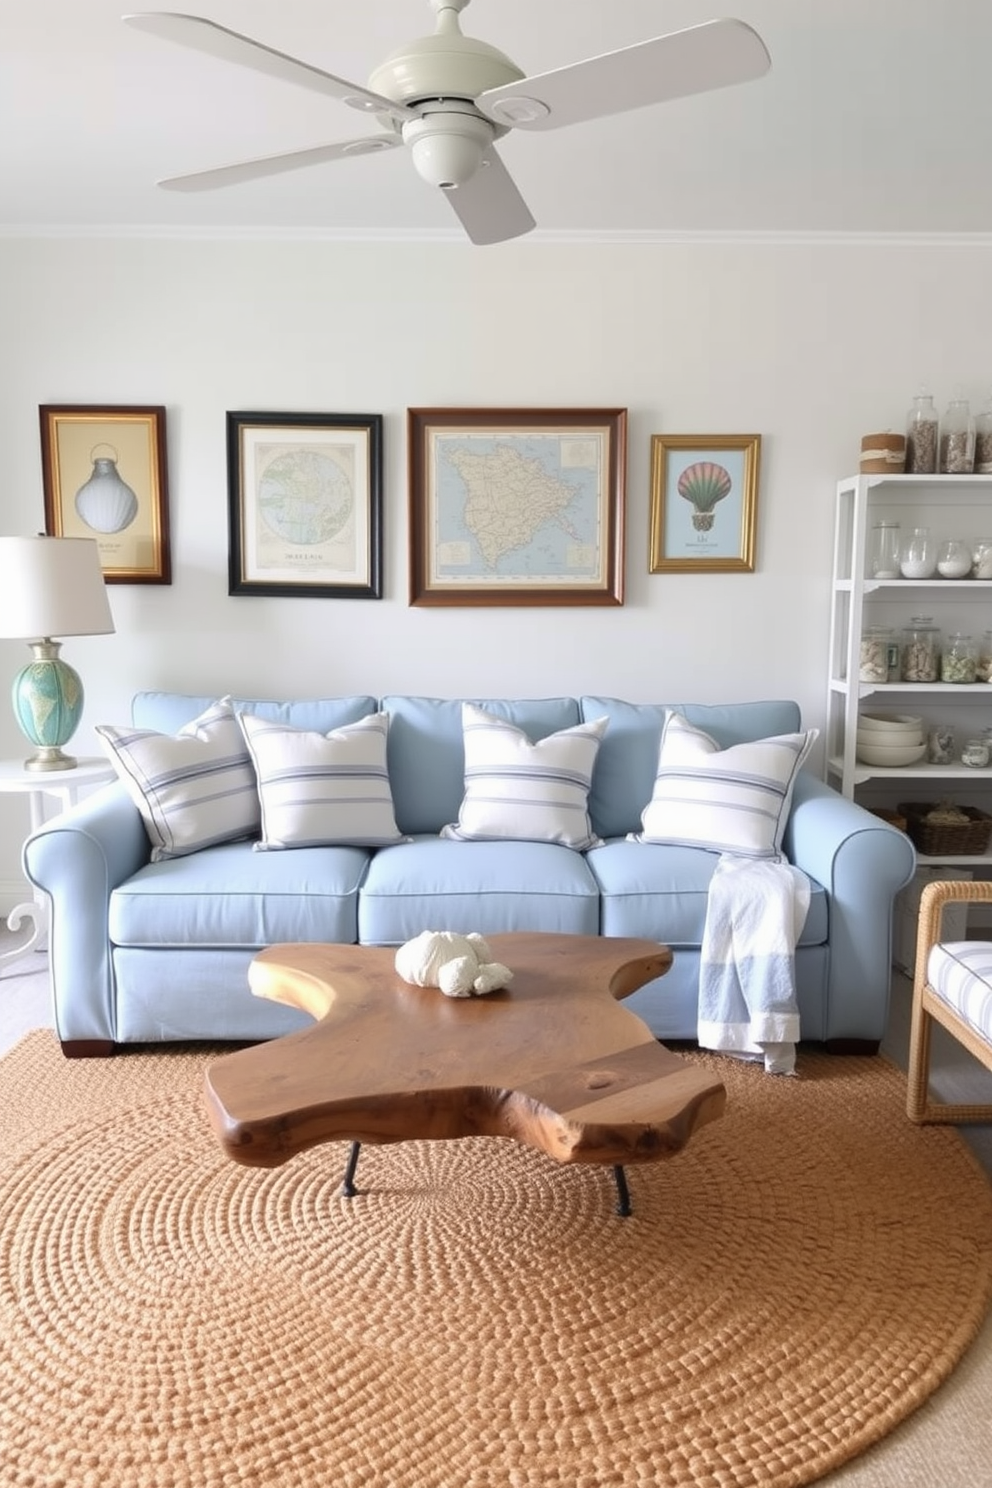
<box><xmin>907</xmin><ymin>879</ymin><xmax>992</xmax><ymax>1124</ymax></box>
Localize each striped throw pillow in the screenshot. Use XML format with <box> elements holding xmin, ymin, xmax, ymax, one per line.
<box><xmin>441</xmin><ymin>703</ymin><xmax>607</xmax><ymax>850</ymax></box>
<box><xmin>630</xmin><ymin>711</ymin><xmax>817</xmax><ymax>860</ymax></box>
<box><xmin>96</xmin><ymin>696</ymin><xmax>260</xmax><ymax>861</ymax></box>
<box><xmin>239</xmin><ymin>711</ymin><xmax>403</xmax><ymax>850</ymax></box>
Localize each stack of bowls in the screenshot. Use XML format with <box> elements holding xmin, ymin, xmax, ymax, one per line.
<box><xmin>856</xmin><ymin>712</ymin><xmax>926</xmax><ymax>767</ymax></box>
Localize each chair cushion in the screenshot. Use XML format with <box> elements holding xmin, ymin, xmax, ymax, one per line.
<box><xmin>96</xmin><ymin>696</ymin><xmax>259</xmax><ymax>862</ymax></box>
<box><xmin>238</xmin><ymin>711</ymin><xmax>403</xmax><ymax>849</ymax></box>
<box><xmin>926</xmin><ymin>942</ymin><xmax>992</xmax><ymax>1042</ymax></box>
<box><xmin>441</xmin><ymin>703</ymin><xmax>607</xmax><ymax>849</ymax></box>
<box><xmin>629</xmin><ymin>711</ymin><xmax>817</xmax><ymax>860</ymax></box>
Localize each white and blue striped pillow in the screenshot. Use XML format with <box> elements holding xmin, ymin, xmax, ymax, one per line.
<box><xmin>238</xmin><ymin>710</ymin><xmax>403</xmax><ymax>850</ymax></box>
<box><xmin>441</xmin><ymin>703</ymin><xmax>607</xmax><ymax>850</ymax></box>
<box><xmin>96</xmin><ymin>696</ymin><xmax>260</xmax><ymax>861</ymax></box>
<box><xmin>630</xmin><ymin>711</ymin><xmax>817</xmax><ymax>860</ymax></box>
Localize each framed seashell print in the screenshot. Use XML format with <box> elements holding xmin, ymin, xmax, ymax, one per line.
<box><xmin>649</xmin><ymin>434</ymin><xmax>760</xmax><ymax>573</ymax></box>
<box><xmin>40</xmin><ymin>405</ymin><xmax>170</xmax><ymax>584</ymax></box>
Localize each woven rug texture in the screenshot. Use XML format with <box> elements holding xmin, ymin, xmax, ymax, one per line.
<box><xmin>1</xmin><ymin>1030</ymin><xmax>991</xmax><ymax>1488</ymax></box>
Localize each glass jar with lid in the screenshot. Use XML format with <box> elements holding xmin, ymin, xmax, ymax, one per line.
<box><xmin>900</xmin><ymin>615</ymin><xmax>941</xmax><ymax>682</ymax></box>
<box><xmin>899</xmin><ymin>526</ymin><xmax>937</xmax><ymax>578</ymax></box>
<box><xmin>975</xmin><ymin>394</ymin><xmax>992</xmax><ymax>475</ymax></box>
<box><xmin>972</xmin><ymin>539</ymin><xmax>992</xmax><ymax>579</ymax></box>
<box><xmin>905</xmin><ymin>388</ymin><xmax>939</xmax><ymax>473</ymax></box>
<box><xmin>859</xmin><ymin>626</ymin><xmax>894</xmax><ymax>683</ymax></box>
<box><xmin>936</xmin><ymin>538</ymin><xmax>973</xmax><ymax>577</ymax></box>
<box><xmin>940</xmin><ymin>631</ymin><xmax>977</xmax><ymax>683</ymax></box>
<box><xmin>939</xmin><ymin>396</ymin><xmax>976</xmax><ymax>474</ymax></box>
<box><xmin>869</xmin><ymin>520</ymin><xmax>901</xmax><ymax>579</ymax></box>
<box><xmin>979</xmin><ymin>629</ymin><xmax>992</xmax><ymax>681</ymax></box>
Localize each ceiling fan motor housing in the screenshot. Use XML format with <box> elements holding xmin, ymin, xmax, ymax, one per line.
<box><xmin>367</xmin><ymin>27</ymin><xmax>525</xmax><ymax>109</ymax></box>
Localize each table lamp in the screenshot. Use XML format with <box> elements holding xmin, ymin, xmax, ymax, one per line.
<box><xmin>0</xmin><ymin>535</ymin><xmax>115</xmax><ymax>771</ymax></box>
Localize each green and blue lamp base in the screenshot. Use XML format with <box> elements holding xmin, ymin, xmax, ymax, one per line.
<box><xmin>11</xmin><ymin>640</ymin><xmax>85</xmax><ymax>772</ymax></box>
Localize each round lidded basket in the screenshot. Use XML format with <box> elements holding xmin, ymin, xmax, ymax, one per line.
<box><xmin>860</xmin><ymin>432</ymin><xmax>906</xmax><ymax>474</ymax></box>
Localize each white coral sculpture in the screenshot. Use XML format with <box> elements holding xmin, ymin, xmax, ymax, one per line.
<box><xmin>394</xmin><ymin>930</ymin><xmax>513</xmax><ymax>998</ymax></box>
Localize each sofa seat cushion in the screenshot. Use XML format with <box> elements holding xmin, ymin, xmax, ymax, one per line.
<box><xmin>358</xmin><ymin>836</ymin><xmax>600</xmax><ymax>944</ymax></box>
<box><xmin>586</xmin><ymin>840</ymin><xmax>828</xmax><ymax>946</ymax></box>
<box><xmin>108</xmin><ymin>840</ymin><xmax>368</xmax><ymax>948</ymax></box>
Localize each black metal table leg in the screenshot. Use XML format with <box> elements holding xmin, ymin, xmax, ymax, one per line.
<box><xmin>341</xmin><ymin>1141</ymin><xmax>362</xmax><ymax>1198</ymax></box>
<box><xmin>613</xmin><ymin>1164</ymin><xmax>632</xmax><ymax>1217</ymax></box>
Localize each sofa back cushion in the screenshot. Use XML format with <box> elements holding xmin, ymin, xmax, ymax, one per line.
<box><xmin>380</xmin><ymin>696</ymin><xmax>581</xmax><ymax>835</ymax></box>
<box><xmin>239</xmin><ymin>711</ymin><xmax>403</xmax><ymax>849</ymax></box>
<box><xmin>440</xmin><ymin>703</ymin><xmax>607</xmax><ymax>849</ymax></box>
<box><xmin>132</xmin><ymin>692</ymin><xmax>378</xmax><ymax>735</ymax></box>
<box><xmin>98</xmin><ymin>697</ymin><xmax>260</xmax><ymax>861</ymax></box>
<box><xmin>580</xmin><ymin>697</ymin><xmax>803</xmax><ymax>839</ymax></box>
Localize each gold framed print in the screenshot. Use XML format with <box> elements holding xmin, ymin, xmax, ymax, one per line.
<box><xmin>40</xmin><ymin>404</ymin><xmax>171</xmax><ymax>584</ymax></box>
<box><xmin>649</xmin><ymin>434</ymin><xmax>760</xmax><ymax>573</ymax></box>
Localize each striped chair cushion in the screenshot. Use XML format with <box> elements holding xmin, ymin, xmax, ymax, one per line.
<box><xmin>239</xmin><ymin>711</ymin><xmax>403</xmax><ymax>850</ymax></box>
<box><xmin>441</xmin><ymin>703</ymin><xmax>607</xmax><ymax>851</ymax></box>
<box><xmin>96</xmin><ymin>696</ymin><xmax>259</xmax><ymax>861</ymax></box>
<box><xmin>927</xmin><ymin>942</ymin><xmax>992</xmax><ymax>1042</ymax></box>
<box><xmin>629</xmin><ymin>710</ymin><xmax>817</xmax><ymax>860</ymax></box>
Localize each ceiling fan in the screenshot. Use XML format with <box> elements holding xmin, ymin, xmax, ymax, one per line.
<box><xmin>122</xmin><ymin>1</ymin><xmax>771</xmax><ymax>246</ymax></box>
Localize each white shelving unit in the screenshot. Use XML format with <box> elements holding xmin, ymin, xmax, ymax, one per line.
<box><xmin>827</xmin><ymin>473</ymin><xmax>992</xmax><ymax>866</ymax></box>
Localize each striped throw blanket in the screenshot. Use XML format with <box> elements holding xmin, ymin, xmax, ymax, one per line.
<box><xmin>697</xmin><ymin>854</ymin><xmax>811</xmax><ymax>1075</ymax></box>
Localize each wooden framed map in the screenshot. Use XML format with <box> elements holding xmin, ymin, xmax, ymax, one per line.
<box><xmin>407</xmin><ymin>408</ymin><xmax>626</xmax><ymax>607</ymax></box>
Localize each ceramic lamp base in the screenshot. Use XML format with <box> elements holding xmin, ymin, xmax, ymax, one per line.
<box><xmin>11</xmin><ymin>640</ymin><xmax>84</xmax><ymax>772</ymax></box>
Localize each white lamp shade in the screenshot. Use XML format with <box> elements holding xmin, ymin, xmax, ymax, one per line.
<box><xmin>0</xmin><ymin>536</ymin><xmax>115</xmax><ymax>639</ymax></box>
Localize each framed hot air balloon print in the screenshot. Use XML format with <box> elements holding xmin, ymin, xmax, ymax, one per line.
<box><xmin>40</xmin><ymin>405</ymin><xmax>171</xmax><ymax>584</ymax></box>
<box><xmin>648</xmin><ymin>434</ymin><xmax>760</xmax><ymax>573</ymax></box>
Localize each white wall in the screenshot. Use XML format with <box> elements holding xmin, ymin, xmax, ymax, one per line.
<box><xmin>2</xmin><ymin>231</ymin><xmax>991</xmax><ymax>901</ymax></box>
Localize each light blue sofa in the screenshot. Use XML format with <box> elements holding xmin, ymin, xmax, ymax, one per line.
<box><xmin>23</xmin><ymin>692</ymin><xmax>916</xmax><ymax>1057</ymax></box>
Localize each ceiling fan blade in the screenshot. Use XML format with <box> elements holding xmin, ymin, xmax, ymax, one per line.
<box><xmin>156</xmin><ymin>135</ymin><xmax>401</xmax><ymax>192</ymax></box>
<box><xmin>122</xmin><ymin>12</ymin><xmax>415</xmax><ymax>125</ymax></box>
<box><xmin>476</xmin><ymin>18</ymin><xmax>770</xmax><ymax>131</ymax></box>
<box><xmin>443</xmin><ymin>148</ymin><xmax>535</xmax><ymax>246</ymax></box>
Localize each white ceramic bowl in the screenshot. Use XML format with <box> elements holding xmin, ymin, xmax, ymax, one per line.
<box><xmin>857</xmin><ymin>726</ymin><xmax>923</xmax><ymax>748</ymax></box>
<box><xmin>857</xmin><ymin>712</ymin><xmax>924</xmax><ymax>735</ymax></box>
<box><xmin>855</xmin><ymin>741</ymin><xmax>928</xmax><ymax>767</ymax></box>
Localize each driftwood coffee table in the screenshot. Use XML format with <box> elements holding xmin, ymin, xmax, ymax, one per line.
<box><xmin>203</xmin><ymin>933</ymin><xmax>726</xmax><ymax>1216</ymax></box>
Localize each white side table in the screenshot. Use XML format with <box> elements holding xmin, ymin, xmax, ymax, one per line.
<box><xmin>0</xmin><ymin>757</ymin><xmax>117</xmax><ymax>968</ymax></box>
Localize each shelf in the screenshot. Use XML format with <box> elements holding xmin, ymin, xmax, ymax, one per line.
<box><xmin>827</xmin><ymin>471</ymin><xmax>992</xmax><ymax>812</ymax></box>
<box><xmin>828</xmin><ymin>756</ymin><xmax>992</xmax><ymax>783</ymax></box>
<box><xmin>829</xmin><ymin>680</ymin><xmax>992</xmax><ymax>697</ymax></box>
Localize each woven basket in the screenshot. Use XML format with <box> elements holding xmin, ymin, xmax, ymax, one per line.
<box><xmin>870</xmin><ymin>807</ymin><xmax>908</xmax><ymax>833</ymax></box>
<box><xmin>898</xmin><ymin>802</ymin><xmax>992</xmax><ymax>856</ymax></box>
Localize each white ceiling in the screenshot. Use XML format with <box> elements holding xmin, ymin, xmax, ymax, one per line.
<box><xmin>3</xmin><ymin>0</ymin><xmax>992</xmax><ymax>241</ymax></box>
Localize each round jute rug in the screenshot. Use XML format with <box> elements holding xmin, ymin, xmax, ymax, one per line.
<box><xmin>1</xmin><ymin>1031</ymin><xmax>991</xmax><ymax>1488</ymax></box>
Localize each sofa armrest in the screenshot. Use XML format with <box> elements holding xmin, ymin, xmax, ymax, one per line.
<box><xmin>783</xmin><ymin>771</ymin><xmax>917</xmax><ymax>1045</ymax></box>
<box><xmin>22</xmin><ymin>782</ymin><xmax>149</xmax><ymax>1047</ymax></box>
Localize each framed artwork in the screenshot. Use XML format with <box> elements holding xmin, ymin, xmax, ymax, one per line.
<box><xmin>227</xmin><ymin>411</ymin><xmax>383</xmax><ymax>599</ymax></box>
<box><xmin>649</xmin><ymin>434</ymin><xmax>761</xmax><ymax>573</ymax></box>
<box><xmin>407</xmin><ymin>407</ymin><xmax>626</xmax><ymax>606</ymax></box>
<box><xmin>40</xmin><ymin>404</ymin><xmax>171</xmax><ymax>584</ymax></box>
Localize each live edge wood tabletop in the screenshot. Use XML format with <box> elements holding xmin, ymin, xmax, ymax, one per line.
<box><xmin>203</xmin><ymin>932</ymin><xmax>727</xmax><ymax>1171</ymax></box>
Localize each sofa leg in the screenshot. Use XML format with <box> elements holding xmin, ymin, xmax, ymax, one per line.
<box><xmin>823</xmin><ymin>1037</ymin><xmax>880</xmax><ymax>1056</ymax></box>
<box><xmin>60</xmin><ymin>1039</ymin><xmax>116</xmax><ymax>1059</ymax></box>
